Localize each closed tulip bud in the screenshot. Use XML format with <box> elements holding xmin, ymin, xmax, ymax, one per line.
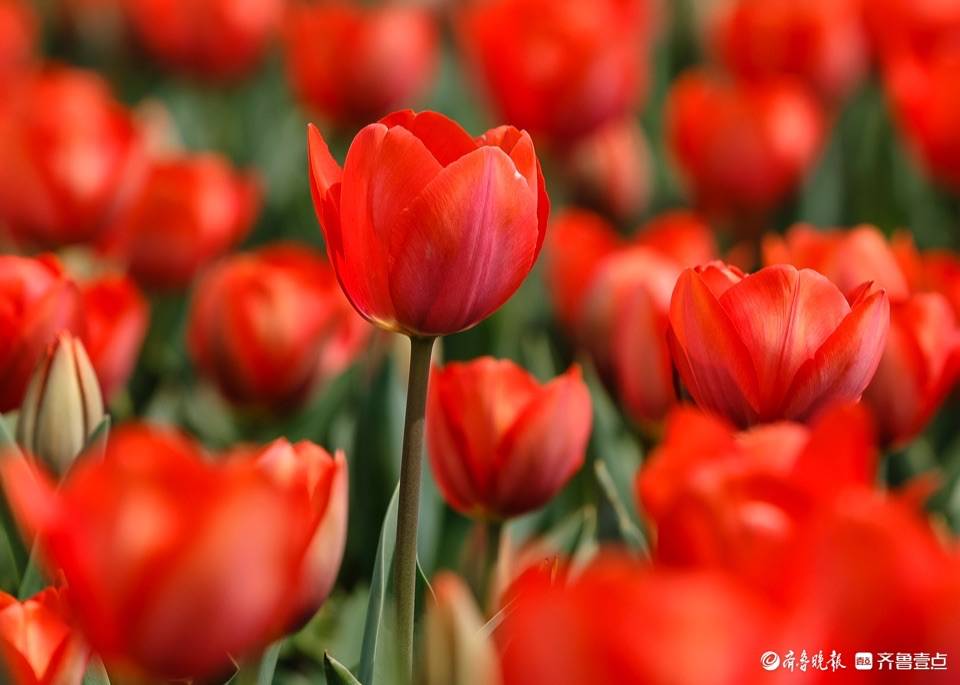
<box><xmin>308</xmin><ymin>110</ymin><xmax>549</xmax><ymax>336</ymax></box>
<box><xmin>0</xmin><ymin>67</ymin><xmax>144</xmax><ymax>247</ymax></box>
<box><xmin>284</xmin><ymin>2</ymin><xmax>438</xmax><ymax>126</ymax></box>
<box><xmin>423</xmin><ymin>573</ymin><xmax>501</xmax><ymax>685</ymax></box>
<box><xmin>0</xmin><ymin>0</ymin><xmax>35</xmax><ymax>80</ymax></box>
<box><xmin>17</xmin><ymin>332</ymin><xmax>104</xmax><ymax>475</ymax></box>
<box><xmin>0</xmin><ymin>255</ymin><xmax>83</xmax><ymax>413</ymax></box>
<box><xmin>0</xmin><ymin>587</ymin><xmax>89</xmax><ymax>685</ymax></box>
<box><xmin>104</xmin><ymin>154</ymin><xmax>259</xmax><ymax>290</ymax></box>
<box><xmin>426</xmin><ymin>358</ymin><xmax>591</xmax><ymax>519</ymax></box>
<box><xmin>666</xmin><ymin>70</ymin><xmax>825</xmax><ymax>222</ymax></box>
<box><xmin>124</xmin><ymin>0</ymin><xmax>284</xmax><ymax>80</ymax></box>
<box><xmin>668</xmin><ymin>262</ymin><xmax>890</xmax><ymax>427</ymax></box>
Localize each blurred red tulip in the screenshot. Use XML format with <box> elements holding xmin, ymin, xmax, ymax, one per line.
<box><xmin>308</xmin><ymin>110</ymin><xmax>549</xmax><ymax>336</ymax></box>
<box><xmin>458</xmin><ymin>0</ymin><xmax>653</xmax><ymax>143</ymax></box>
<box><xmin>0</xmin><ymin>67</ymin><xmax>144</xmax><ymax>247</ymax></box>
<box><xmin>1</xmin><ymin>423</ymin><xmax>316</xmax><ymax>681</ymax></box>
<box><xmin>426</xmin><ymin>358</ymin><xmax>591</xmax><ymax>519</ymax></box>
<box><xmin>633</xmin><ymin>210</ymin><xmax>717</xmax><ymax>270</ymax></box>
<box><xmin>284</xmin><ymin>1</ymin><xmax>438</xmax><ymax>126</ymax></box>
<box><xmin>498</xmin><ymin>554</ymin><xmax>772</xmax><ymax>685</ymax></box>
<box><xmin>709</xmin><ymin>0</ymin><xmax>868</xmax><ymax>102</ymax></box>
<box><xmin>668</xmin><ymin>262</ymin><xmax>889</xmax><ymax>426</ymax></box>
<box><xmin>79</xmin><ymin>274</ymin><xmax>148</xmax><ymax>402</ymax></box>
<box><xmin>884</xmin><ymin>45</ymin><xmax>960</xmax><ymax>192</ymax></box>
<box><xmin>0</xmin><ymin>587</ymin><xmax>88</xmax><ymax>685</ymax></box>
<box><xmin>864</xmin><ymin>0</ymin><xmax>960</xmax><ymax>61</ymax></box>
<box><xmin>0</xmin><ymin>255</ymin><xmax>82</xmax><ymax>413</ymax></box>
<box><xmin>104</xmin><ymin>154</ymin><xmax>259</xmax><ymax>290</ymax></box>
<box><xmin>893</xmin><ymin>233</ymin><xmax>960</xmax><ymax>318</ymax></box>
<box><xmin>0</xmin><ymin>0</ymin><xmax>36</xmax><ymax>79</ymax></box>
<box><xmin>666</xmin><ymin>70</ymin><xmax>825</xmax><ymax>221</ymax></box>
<box><xmin>123</xmin><ymin>0</ymin><xmax>284</xmax><ymax>80</ymax></box>
<box><xmin>248</xmin><ymin>438</ymin><xmax>348</xmax><ymax>625</ymax></box>
<box><xmin>188</xmin><ymin>243</ymin><xmax>369</xmax><ymax>411</ymax></box>
<box><xmin>561</xmin><ymin>117</ymin><xmax>652</xmax><ymax>221</ymax></box>
<box><xmin>637</xmin><ymin>403</ymin><xmax>876</xmax><ymax>595</ymax></box>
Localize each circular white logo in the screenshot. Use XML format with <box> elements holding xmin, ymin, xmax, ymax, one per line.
<box><xmin>760</xmin><ymin>652</ymin><xmax>781</xmax><ymax>671</ymax></box>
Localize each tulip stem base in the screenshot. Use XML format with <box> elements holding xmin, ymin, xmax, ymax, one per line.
<box><xmin>395</xmin><ymin>335</ymin><xmax>436</xmax><ymax>683</ymax></box>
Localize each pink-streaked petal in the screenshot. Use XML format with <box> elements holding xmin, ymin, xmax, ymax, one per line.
<box><xmin>695</xmin><ymin>261</ymin><xmax>745</xmax><ymax>298</ymax></box>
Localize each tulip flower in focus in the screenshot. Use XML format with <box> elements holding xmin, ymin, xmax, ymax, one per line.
<box><xmin>0</xmin><ymin>255</ymin><xmax>82</xmax><ymax>413</ymax></box>
<box><xmin>17</xmin><ymin>332</ymin><xmax>105</xmax><ymax>475</ymax></box>
<box><xmin>637</xmin><ymin>403</ymin><xmax>876</xmax><ymax>594</ymax></box>
<box><xmin>0</xmin><ymin>0</ymin><xmax>35</xmax><ymax>80</ymax></box>
<box><xmin>0</xmin><ymin>587</ymin><xmax>88</xmax><ymax>685</ymax></box>
<box><xmin>123</xmin><ymin>0</ymin><xmax>284</xmax><ymax>80</ymax></box>
<box><xmin>80</xmin><ymin>274</ymin><xmax>148</xmax><ymax>402</ymax></box>
<box><xmin>104</xmin><ymin>154</ymin><xmax>259</xmax><ymax>290</ymax></box>
<box><xmin>458</xmin><ymin>0</ymin><xmax>653</xmax><ymax>143</ymax></box>
<box><xmin>666</xmin><ymin>70</ymin><xmax>824</xmax><ymax>223</ymax></box>
<box><xmin>498</xmin><ymin>555</ymin><xmax>771</xmax><ymax>685</ymax></box>
<box><xmin>308</xmin><ymin>110</ymin><xmax>549</xmax><ymax>336</ymax></box>
<box><xmin>884</xmin><ymin>46</ymin><xmax>960</xmax><ymax>192</ymax></box>
<box><xmin>0</xmin><ymin>67</ymin><xmax>143</xmax><ymax>247</ymax></box>
<box><xmin>247</xmin><ymin>438</ymin><xmax>348</xmax><ymax>626</ymax></box>
<box><xmin>766</xmin><ymin>224</ymin><xmax>960</xmax><ymax>445</ymax></box>
<box><xmin>424</xmin><ymin>573</ymin><xmax>501</xmax><ymax>685</ymax></box>
<box><xmin>668</xmin><ymin>262</ymin><xmax>889</xmax><ymax>427</ymax></box>
<box><xmin>188</xmin><ymin>244</ymin><xmax>370</xmax><ymax>412</ymax></box>
<box><xmin>284</xmin><ymin>1</ymin><xmax>438</xmax><ymax>126</ymax></box>
<box><xmin>426</xmin><ymin>358</ymin><xmax>591</xmax><ymax>519</ymax></box>
<box><xmin>0</xmin><ymin>423</ymin><xmax>316</xmax><ymax>681</ymax></box>
<box><xmin>709</xmin><ymin>0</ymin><xmax>868</xmax><ymax>102</ymax></box>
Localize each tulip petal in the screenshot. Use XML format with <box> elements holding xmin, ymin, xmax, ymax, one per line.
<box><xmin>492</xmin><ymin>366</ymin><xmax>591</xmax><ymax>517</ymax></box>
<box><xmin>718</xmin><ymin>265</ymin><xmax>850</xmax><ymax>416</ymax></box>
<box><xmin>307</xmin><ymin>124</ymin><xmax>342</xmax><ymax>198</ymax></box>
<box><xmin>668</xmin><ymin>269</ymin><xmax>760</xmax><ymax>426</ymax></box>
<box><xmin>388</xmin><ymin>146</ymin><xmax>539</xmax><ymax>335</ymax></box>
<box><xmin>782</xmin><ymin>287</ymin><xmax>889</xmax><ymax>421</ymax></box>
<box><xmin>380</xmin><ymin>110</ymin><xmax>477</xmax><ymax>166</ymax></box>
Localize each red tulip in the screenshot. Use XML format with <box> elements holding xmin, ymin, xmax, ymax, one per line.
<box><xmin>892</xmin><ymin>233</ymin><xmax>960</xmax><ymax>318</ymax></box>
<box><xmin>187</xmin><ymin>243</ymin><xmax>369</xmax><ymax>411</ymax></box>
<box><xmin>123</xmin><ymin>0</ymin><xmax>284</xmax><ymax>80</ymax></box>
<box><xmin>0</xmin><ymin>0</ymin><xmax>36</xmax><ymax>79</ymax></box>
<box><xmin>284</xmin><ymin>1</ymin><xmax>438</xmax><ymax>126</ymax></box>
<box><xmin>0</xmin><ymin>255</ymin><xmax>83</xmax><ymax>413</ymax></box>
<box><xmin>864</xmin><ymin>0</ymin><xmax>960</xmax><ymax>61</ymax></box>
<box><xmin>104</xmin><ymin>154</ymin><xmax>259</xmax><ymax>290</ymax></box>
<box><xmin>243</xmin><ymin>438</ymin><xmax>348</xmax><ymax>625</ymax></box>
<box><xmin>0</xmin><ymin>587</ymin><xmax>88</xmax><ymax>685</ymax></box>
<box><xmin>668</xmin><ymin>262</ymin><xmax>890</xmax><ymax>426</ymax></box>
<box><xmin>426</xmin><ymin>358</ymin><xmax>591</xmax><ymax>519</ymax></box>
<box><xmin>1</xmin><ymin>423</ymin><xmax>317</xmax><ymax>681</ymax></box>
<box><xmin>633</xmin><ymin>210</ymin><xmax>717</xmax><ymax>270</ymax></box>
<box><xmin>884</xmin><ymin>45</ymin><xmax>960</xmax><ymax>192</ymax></box>
<box><xmin>498</xmin><ymin>554</ymin><xmax>772</xmax><ymax>685</ymax></box>
<box><xmin>666</xmin><ymin>70</ymin><xmax>825</xmax><ymax>221</ymax></box>
<box><xmin>458</xmin><ymin>0</ymin><xmax>653</xmax><ymax>142</ymax></box>
<box><xmin>637</xmin><ymin>403</ymin><xmax>876</xmax><ymax>595</ymax></box>
<box><xmin>0</xmin><ymin>67</ymin><xmax>143</xmax><ymax>247</ymax></box>
<box><xmin>79</xmin><ymin>274</ymin><xmax>148</xmax><ymax>402</ymax></box>
<box><xmin>709</xmin><ymin>0</ymin><xmax>868</xmax><ymax>102</ymax></box>
<box><xmin>308</xmin><ymin>110</ymin><xmax>549</xmax><ymax>336</ymax></box>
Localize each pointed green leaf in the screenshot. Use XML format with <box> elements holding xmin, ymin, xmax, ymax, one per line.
<box><xmin>358</xmin><ymin>483</ymin><xmax>400</xmax><ymax>684</ymax></box>
<box><xmin>324</xmin><ymin>653</ymin><xmax>363</xmax><ymax>685</ymax></box>
<box><xmin>82</xmin><ymin>658</ymin><xmax>111</xmax><ymax>685</ymax></box>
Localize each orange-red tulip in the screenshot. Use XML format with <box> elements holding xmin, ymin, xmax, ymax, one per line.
<box><xmin>104</xmin><ymin>154</ymin><xmax>259</xmax><ymax>290</ymax></box>
<box><xmin>80</xmin><ymin>273</ymin><xmax>148</xmax><ymax>402</ymax></box>
<box><xmin>458</xmin><ymin>0</ymin><xmax>653</xmax><ymax>143</ymax></box>
<box><xmin>187</xmin><ymin>243</ymin><xmax>370</xmax><ymax>411</ymax></box>
<box><xmin>308</xmin><ymin>110</ymin><xmax>549</xmax><ymax>336</ymax></box>
<box><xmin>284</xmin><ymin>1</ymin><xmax>438</xmax><ymax>126</ymax></box>
<box><xmin>0</xmin><ymin>67</ymin><xmax>143</xmax><ymax>247</ymax></box>
<box><xmin>0</xmin><ymin>587</ymin><xmax>88</xmax><ymax>685</ymax></box>
<box><xmin>666</xmin><ymin>70</ymin><xmax>824</xmax><ymax>221</ymax></box>
<box><xmin>0</xmin><ymin>0</ymin><xmax>35</xmax><ymax>79</ymax></box>
<box><xmin>0</xmin><ymin>255</ymin><xmax>82</xmax><ymax>412</ymax></box>
<box><xmin>123</xmin><ymin>0</ymin><xmax>284</xmax><ymax>80</ymax></box>
<box><xmin>498</xmin><ymin>555</ymin><xmax>772</xmax><ymax>685</ymax></box>
<box><xmin>893</xmin><ymin>233</ymin><xmax>960</xmax><ymax>318</ymax></box>
<box><xmin>426</xmin><ymin>358</ymin><xmax>591</xmax><ymax>519</ymax></box>
<box><xmin>1</xmin><ymin>423</ymin><xmax>318</xmax><ymax>681</ymax></box>
<box><xmin>668</xmin><ymin>262</ymin><xmax>889</xmax><ymax>426</ymax></box>
<box><xmin>864</xmin><ymin>0</ymin><xmax>960</xmax><ymax>61</ymax></box>
<box><xmin>709</xmin><ymin>0</ymin><xmax>868</xmax><ymax>102</ymax></box>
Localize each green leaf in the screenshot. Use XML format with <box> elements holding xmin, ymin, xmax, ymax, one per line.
<box><xmin>0</xmin><ymin>413</ymin><xmax>21</xmax><ymax>454</ymax></box>
<box><xmin>0</xmin><ymin>414</ymin><xmax>28</xmax><ymax>583</ymax></box>
<box><xmin>18</xmin><ymin>545</ymin><xmax>47</xmax><ymax>600</ymax></box>
<box><xmin>324</xmin><ymin>653</ymin><xmax>363</xmax><ymax>685</ymax></box>
<box><xmin>81</xmin><ymin>415</ymin><xmax>112</xmax><ymax>461</ymax></box>
<box><xmin>82</xmin><ymin>658</ymin><xmax>111</xmax><ymax>685</ymax></box>
<box><xmin>229</xmin><ymin>641</ymin><xmax>282</xmax><ymax>685</ymax></box>
<box><xmin>594</xmin><ymin>461</ymin><xmax>647</xmax><ymax>553</ymax></box>
<box><xmin>358</xmin><ymin>483</ymin><xmax>400</xmax><ymax>684</ymax></box>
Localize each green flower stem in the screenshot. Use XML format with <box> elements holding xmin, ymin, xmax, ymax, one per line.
<box><xmin>394</xmin><ymin>336</ymin><xmax>436</xmax><ymax>683</ymax></box>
